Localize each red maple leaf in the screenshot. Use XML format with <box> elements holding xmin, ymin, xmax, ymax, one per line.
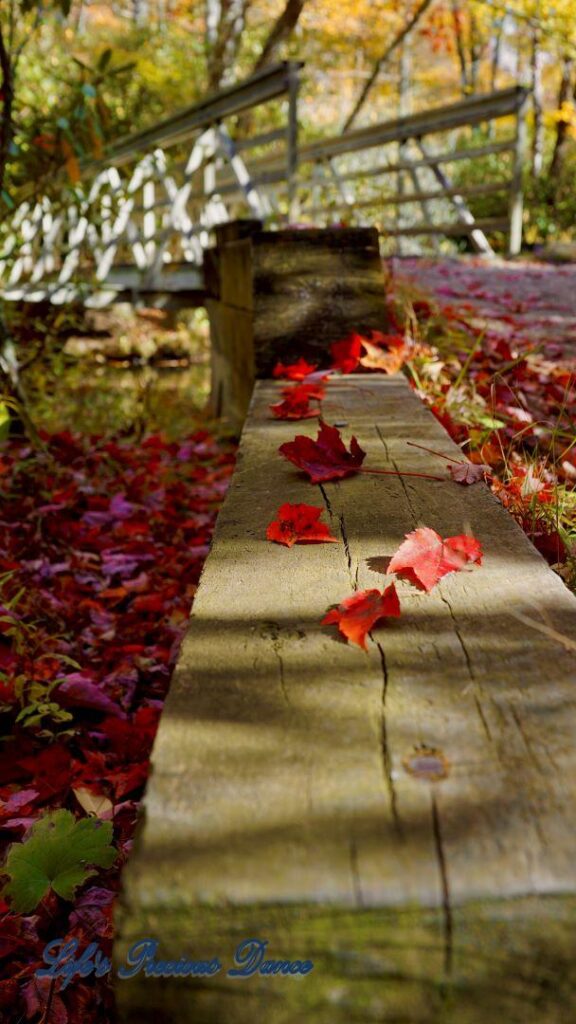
<box><xmin>387</xmin><ymin>527</ymin><xmax>482</xmax><ymax>591</ymax></box>
<box><xmin>266</xmin><ymin>503</ymin><xmax>338</xmax><ymax>547</ymax></box>
<box><xmin>330</xmin><ymin>333</ymin><xmax>363</xmax><ymax>373</ymax></box>
<box><xmin>322</xmin><ymin>584</ymin><xmax>401</xmax><ymax>649</ymax></box>
<box><xmin>270</xmin><ymin>382</ymin><xmax>326</xmax><ymax>419</ymax></box>
<box><xmin>272</xmin><ymin>358</ymin><xmax>319</xmax><ymax>380</ymax></box>
<box><xmin>279</xmin><ymin>421</ymin><xmax>366</xmax><ymax>483</ymax></box>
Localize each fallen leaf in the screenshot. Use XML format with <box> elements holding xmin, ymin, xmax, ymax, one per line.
<box><xmin>359</xmin><ymin>335</ymin><xmax>409</xmax><ymax>374</ymax></box>
<box><xmin>23</xmin><ymin>976</ymin><xmax>68</xmax><ymax>1024</ymax></box>
<box><xmin>73</xmin><ymin>787</ymin><xmax>113</xmax><ymax>819</ymax></box>
<box><xmin>272</xmin><ymin>358</ymin><xmax>319</xmax><ymax>380</ymax></box>
<box><xmin>330</xmin><ymin>333</ymin><xmax>363</xmax><ymax>373</ymax></box>
<box><xmin>56</xmin><ymin>673</ymin><xmax>126</xmax><ymax>719</ymax></box>
<box><xmin>387</xmin><ymin>526</ymin><xmax>482</xmax><ymax>591</ymax></box>
<box><xmin>322</xmin><ymin>585</ymin><xmax>401</xmax><ymax>649</ymax></box>
<box><xmin>266</xmin><ymin>503</ymin><xmax>338</xmax><ymax>547</ymax></box>
<box><xmin>3</xmin><ymin>809</ymin><xmax>116</xmax><ymax>913</ymax></box>
<box><xmin>279</xmin><ymin>421</ymin><xmax>366</xmax><ymax>483</ymax></box>
<box><xmin>270</xmin><ymin>382</ymin><xmax>326</xmax><ymax>419</ymax></box>
<box><xmin>448</xmin><ymin>462</ymin><xmax>489</xmax><ymax>485</ymax></box>
<box><xmin>131</xmin><ymin>593</ymin><xmax>166</xmax><ymax>614</ymax></box>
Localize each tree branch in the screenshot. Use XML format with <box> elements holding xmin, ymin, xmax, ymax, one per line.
<box><xmin>342</xmin><ymin>0</ymin><xmax>435</xmax><ymax>132</ymax></box>
<box><xmin>251</xmin><ymin>0</ymin><xmax>305</xmax><ymax>73</ymax></box>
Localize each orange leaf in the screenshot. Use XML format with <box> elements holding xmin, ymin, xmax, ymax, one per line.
<box><xmin>322</xmin><ymin>585</ymin><xmax>401</xmax><ymax>649</ymax></box>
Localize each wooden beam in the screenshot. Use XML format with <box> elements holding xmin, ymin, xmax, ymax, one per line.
<box><xmin>381</xmin><ymin>218</ymin><xmax>508</xmax><ymax>237</ymax></box>
<box><xmin>115</xmin><ymin>374</ymin><xmax>576</xmax><ymax>1023</ymax></box>
<box><xmin>299</xmin><ymin>181</ymin><xmax>511</xmax><ymax>219</ymax></box>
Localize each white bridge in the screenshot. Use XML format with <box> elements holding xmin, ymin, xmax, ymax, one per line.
<box><xmin>0</xmin><ymin>62</ymin><xmax>528</xmax><ymax>308</ymax></box>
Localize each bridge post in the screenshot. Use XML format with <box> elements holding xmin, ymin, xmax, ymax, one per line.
<box><xmin>508</xmin><ymin>90</ymin><xmax>529</xmax><ymax>257</ymax></box>
<box><xmin>205</xmin><ymin>222</ymin><xmax>390</xmax><ymax>431</ymax></box>
<box><xmin>286</xmin><ymin>64</ymin><xmax>300</xmax><ymax>220</ymax></box>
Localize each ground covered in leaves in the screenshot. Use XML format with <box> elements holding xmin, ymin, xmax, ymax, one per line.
<box><xmin>0</xmin><ymin>427</ymin><xmax>235</xmax><ymax>1021</ymax></box>
<box><xmin>388</xmin><ymin>256</ymin><xmax>576</xmax><ymax>590</ymax></box>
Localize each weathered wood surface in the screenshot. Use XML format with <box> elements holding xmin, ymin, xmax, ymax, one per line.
<box><xmin>115</xmin><ymin>375</ymin><xmax>576</xmax><ymax>1023</ymax></box>
<box><xmin>251</xmin><ymin>228</ymin><xmax>391</xmax><ymax>374</ymax></box>
<box><xmin>207</xmin><ymin>226</ymin><xmax>390</xmax><ymax>428</ymax></box>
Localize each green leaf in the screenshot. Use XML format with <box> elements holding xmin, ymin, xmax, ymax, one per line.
<box><xmin>476</xmin><ymin>414</ymin><xmax>505</xmax><ymax>429</ymax></box>
<box><xmin>3</xmin><ymin>809</ymin><xmax>116</xmax><ymax>912</ymax></box>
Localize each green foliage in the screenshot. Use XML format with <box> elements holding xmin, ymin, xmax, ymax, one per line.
<box><xmin>452</xmin><ymin>126</ymin><xmax>576</xmax><ymax>249</ymax></box>
<box><xmin>3</xmin><ymin>809</ymin><xmax>116</xmax><ymax>912</ymax></box>
<box><xmin>524</xmin><ymin>145</ymin><xmax>576</xmax><ymax>244</ymax></box>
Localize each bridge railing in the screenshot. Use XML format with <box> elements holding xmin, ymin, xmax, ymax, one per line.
<box><xmin>219</xmin><ymin>84</ymin><xmax>528</xmax><ymax>259</ymax></box>
<box><xmin>0</xmin><ymin>70</ymin><xmax>528</xmax><ymax>305</ymax></box>
<box><xmin>0</xmin><ymin>62</ymin><xmax>302</xmax><ymax>306</ymax></box>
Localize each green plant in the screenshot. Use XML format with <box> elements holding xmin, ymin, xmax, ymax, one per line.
<box><xmin>3</xmin><ymin>809</ymin><xmax>116</xmax><ymax>913</ymax></box>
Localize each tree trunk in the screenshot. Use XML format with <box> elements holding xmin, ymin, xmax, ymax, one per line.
<box><xmin>490</xmin><ymin>17</ymin><xmax>503</xmax><ymax>92</ymax></box>
<box><xmin>0</xmin><ymin>22</ymin><xmax>14</xmax><ymax>202</ymax></box>
<box><xmin>549</xmin><ymin>56</ymin><xmax>573</xmax><ymax>182</ymax></box>
<box><xmin>395</xmin><ymin>37</ymin><xmax>410</xmax><ymax>254</ymax></box>
<box><xmin>236</xmin><ymin>0</ymin><xmax>306</xmax><ymax>137</ymax></box>
<box><xmin>530</xmin><ymin>27</ymin><xmax>544</xmax><ymax>177</ymax></box>
<box><xmin>468</xmin><ymin>10</ymin><xmax>486</xmax><ymax>94</ymax></box>
<box><xmin>450</xmin><ymin>0</ymin><xmax>470</xmax><ymax>94</ymax></box>
<box><xmin>205</xmin><ymin>0</ymin><xmax>248</xmax><ymax>92</ymax></box>
<box><xmin>132</xmin><ymin>0</ymin><xmax>149</xmax><ymax>26</ymax></box>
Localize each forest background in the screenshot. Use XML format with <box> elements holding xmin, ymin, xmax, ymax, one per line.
<box><xmin>0</xmin><ymin>0</ymin><xmax>576</xmax><ymax>247</ymax></box>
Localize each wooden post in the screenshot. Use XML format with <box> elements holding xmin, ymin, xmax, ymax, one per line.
<box><xmin>205</xmin><ymin>224</ymin><xmax>390</xmax><ymax>431</ymax></box>
<box><xmin>204</xmin><ymin>219</ymin><xmax>262</xmax><ymax>428</ymax></box>
<box><xmin>285</xmin><ymin>62</ymin><xmax>300</xmax><ymax>221</ymax></box>
<box><xmin>508</xmin><ymin>91</ymin><xmax>528</xmax><ymax>257</ymax></box>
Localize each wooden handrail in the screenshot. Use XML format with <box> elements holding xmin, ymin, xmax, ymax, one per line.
<box><xmin>88</xmin><ymin>62</ymin><xmax>304</xmax><ymax>169</ymax></box>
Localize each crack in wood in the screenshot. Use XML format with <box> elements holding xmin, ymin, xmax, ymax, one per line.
<box><xmin>375</xmin><ymin>424</ymin><xmax>390</xmax><ymax>461</ymax></box>
<box><xmin>339</xmin><ymin>511</ymin><xmax>358</xmax><ymax>591</ymax></box>
<box><xmin>375</xmin><ymin>639</ymin><xmax>402</xmax><ymax>836</ymax></box>
<box><xmin>318</xmin><ymin>482</ymin><xmax>334</xmax><ymax>517</ymax></box>
<box><xmin>391</xmin><ymin>454</ymin><xmax>420</xmax><ymax>528</ymax></box>
<box><xmin>260</xmin><ymin>621</ymin><xmax>291</xmax><ymax>707</ymax></box>
<box><xmin>439</xmin><ymin>591</ymin><xmax>497</xmax><ymax>746</ymax></box>
<box><xmin>431</xmin><ymin>793</ymin><xmax>453</xmax><ymax>978</ymax></box>
<box><xmin>474</xmin><ymin>695</ymin><xmax>493</xmax><ymax>743</ymax></box>
<box><xmin>510</xmin><ymin>705</ymin><xmax>545</xmax><ymax>777</ymax></box>
<box><xmin>439</xmin><ymin>590</ymin><xmax>475</xmax><ymax>682</ymax></box>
